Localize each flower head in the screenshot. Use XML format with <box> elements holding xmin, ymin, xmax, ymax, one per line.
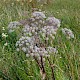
<box><xmin>32</xmin><ymin>11</ymin><xmax>46</xmax><ymax>19</ymax></box>
<box><xmin>62</xmin><ymin>28</ymin><xmax>74</xmax><ymax>39</ymax></box>
<box><xmin>2</xmin><ymin>33</ymin><xmax>8</xmax><ymax>38</ymax></box>
<box><xmin>8</xmin><ymin>21</ymin><xmax>22</xmax><ymax>33</ymax></box>
<box><xmin>46</xmin><ymin>17</ymin><xmax>60</xmax><ymax>28</ymax></box>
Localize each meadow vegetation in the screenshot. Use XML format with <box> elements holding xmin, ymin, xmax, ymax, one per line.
<box><xmin>0</xmin><ymin>0</ymin><xmax>80</xmax><ymax>80</ymax></box>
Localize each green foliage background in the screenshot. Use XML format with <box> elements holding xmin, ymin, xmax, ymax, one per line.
<box><xmin>0</xmin><ymin>0</ymin><xmax>80</xmax><ymax>80</ymax></box>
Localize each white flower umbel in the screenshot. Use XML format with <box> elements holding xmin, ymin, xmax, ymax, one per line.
<box><xmin>8</xmin><ymin>11</ymin><xmax>75</xmax><ymax>80</ymax></box>
<box><xmin>46</xmin><ymin>17</ymin><xmax>60</xmax><ymax>28</ymax></box>
<box><xmin>47</xmin><ymin>47</ymin><xmax>58</xmax><ymax>54</ymax></box>
<box><xmin>32</xmin><ymin>11</ymin><xmax>46</xmax><ymax>19</ymax></box>
<box><xmin>14</xmin><ymin>11</ymin><xmax>61</xmax><ymax>58</ymax></box>
<box><xmin>8</xmin><ymin>21</ymin><xmax>21</xmax><ymax>29</ymax></box>
<box><xmin>62</xmin><ymin>28</ymin><xmax>74</xmax><ymax>39</ymax></box>
<box><xmin>41</xmin><ymin>26</ymin><xmax>57</xmax><ymax>40</ymax></box>
<box><xmin>8</xmin><ymin>21</ymin><xmax>22</xmax><ymax>33</ymax></box>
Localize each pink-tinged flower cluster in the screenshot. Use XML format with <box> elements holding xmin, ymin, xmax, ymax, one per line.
<box><xmin>62</xmin><ymin>28</ymin><xmax>74</xmax><ymax>39</ymax></box>
<box><xmin>46</xmin><ymin>17</ymin><xmax>60</xmax><ymax>28</ymax></box>
<box><xmin>32</xmin><ymin>11</ymin><xmax>46</xmax><ymax>19</ymax></box>
<box><xmin>8</xmin><ymin>11</ymin><xmax>75</xmax><ymax>79</ymax></box>
<box><xmin>16</xmin><ymin>35</ymin><xmax>58</xmax><ymax>58</ymax></box>
<box><xmin>12</xmin><ymin>11</ymin><xmax>59</xmax><ymax>58</ymax></box>
<box><xmin>8</xmin><ymin>21</ymin><xmax>22</xmax><ymax>33</ymax></box>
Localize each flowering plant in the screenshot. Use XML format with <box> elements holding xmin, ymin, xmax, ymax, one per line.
<box><xmin>8</xmin><ymin>11</ymin><xmax>74</xmax><ymax>80</ymax></box>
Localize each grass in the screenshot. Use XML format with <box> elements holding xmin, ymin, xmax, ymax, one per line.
<box><xmin>0</xmin><ymin>0</ymin><xmax>80</xmax><ymax>80</ymax></box>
